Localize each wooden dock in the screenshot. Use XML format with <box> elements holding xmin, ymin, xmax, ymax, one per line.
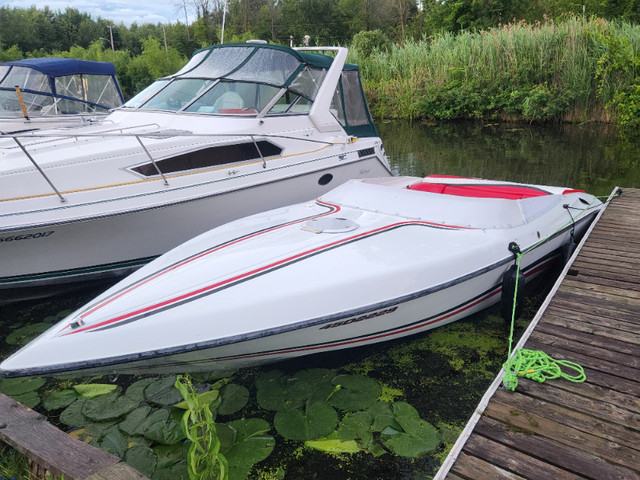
<box><xmin>436</xmin><ymin>187</ymin><xmax>640</xmax><ymax>480</ymax></box>
<box><xmin>0</xmin><ymin>392</ymin><xmax>147</xmax><ymax>480</ymax></box>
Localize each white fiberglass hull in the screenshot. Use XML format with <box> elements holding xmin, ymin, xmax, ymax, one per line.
<box><xmin>0</xmin><ymin>151</ymin><xmax>389</xmax><ymax>292</ymax></box>
<box><xmin>0</xmin><ymin>176</ymin><xmax>602</xmax><ymax>378</ymax></box>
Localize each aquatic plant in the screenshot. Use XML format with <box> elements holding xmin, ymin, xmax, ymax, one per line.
<box><xmin>174</xmin><ymin>374</ymin><xmax>229</xmax><ymax>480</ymax></box>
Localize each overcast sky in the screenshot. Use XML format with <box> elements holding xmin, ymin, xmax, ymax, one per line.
<box><xmin>5</xmin><ymin>0</ymin><xmax>189</xmax><ymax>26</ymax></box>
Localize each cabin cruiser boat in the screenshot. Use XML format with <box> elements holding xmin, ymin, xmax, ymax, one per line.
<box><xmin>0</xmin><ymin>43</ymin><xmax>391</xmax><ymax>301</ymax></box>
<box><xmin>0</xmin><ymin>175</ymin><xmax>602</xmax><ymax>377</ymax></box>
<box><xmin>0</xmin><ymin>58</ymin><xmax>124</xmax><ymax>133</ymax></box>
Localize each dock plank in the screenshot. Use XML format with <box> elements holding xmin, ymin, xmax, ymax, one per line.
<box><xmin>483</xmin><ymin>398</ymin><xmax>640</xmax><ymax>471</ymax></box>
<box><xmin>460</xmin><ymin>435</ymin><xmax>584</xmax><ymax>480</ymax></box>
<box><xmin>474</xmin><ymin>416</ymin><xmax>639</xmax><ymax>480</ymax></box>
<box><xmin>0</xmin><ymin>394</ymin><xmax>146</xmax><ymax>480</ymax></box>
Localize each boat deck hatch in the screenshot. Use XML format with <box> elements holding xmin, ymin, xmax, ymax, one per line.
<box><xmin>302</xmin><ymin>217</ymin><xmax>359</xmax><ymax>234</ymax></box>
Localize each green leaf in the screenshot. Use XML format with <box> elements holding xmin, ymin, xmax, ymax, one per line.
<box><xmin>338</xmin><ymin>411</ymin><xmax>373</xmax><ymax>449</ymax></box>
<box><xmin>305</xmin><ymin>431</ymin><xmax>361</xmax><ymax>454</ymax></box>
<box><xmin>74</xmin><ymin>383</ymin><xmax>119</xmax><ymax>398</ymax></box>
<box><xmin>6</xmin><ymin>323</ymin><xmax>51</xmax><ymax>346</ymax></box>
<box><xmin>0</xmin><ymin>377</ymin><xmax>46</xmax><ymax>395</ymax></box>
<box><xmin>139</xmin><ymin>409</ymin><xmax>186</xmax><ymax>445</ymax></box>
<box><xmin>274</xmin><ymin>400</ymin><xmax>337</xmax><ymax>441</ymax></box>
<box><xmin>82</xmin><ymin>391</ymin><xmax>138</xmax><ymax>421</ymax></box>
<box><xmin>218</xmin><ymin>384</ymin><xmax>249</xmax><ymax>416</ymax></box>
<box><xmin>124</xmin><ymin>445</ymin><xmax>157</xmax><ymax>477</ymax></box>
<box><xmin>367</xmin><ymin>401</ymin><xmax>402</xmax><ymax>432</ymax></box>
<box><xmin>144</xmin><ymin>376</ymin><xmax>183</xmax><ymax>406</ymax></box>
<box><xmin>151</xmin><ymin>461</ymin><xmax>188</xmax><ymax>480</ymax></box>
<box><xmin>60</xmin><ymin>399</ymin><xmax>91</xmax><ymax>428</ymax></box>
<box><xmin>174</xmin><ymin>389</ymin><xmax>219</xmax><ymax>410</ymax></box>
<box><xmin>124</xmin><ymin>378</ymin><xmax>156</xmax><ymax>403</ymax></box>
<box><xmin>118</xmin><ymin>405</ymin><xmax>152</xmax><ymax>436</ymax></box>
<box><xmin>222</xmin><ymin>418</ymin><xmax>274</xmax><ymax>463</ymax></box>
<box><xmin>42</xmin><ymin>389</ymin><xmax>79</xmax><ymax>411</ymax></box>
<box><xmin>380</xmin><ymin>402</ymin><xmax>442</xmax><ymax>457</ymax></box>
<box><xmin>12</xmin><ymin>390</ymin><xmax>40</xmax><ymax>409</ymax></box>
<box><xmin>329</xmin><ymin>375</ymin><xmax>381</xmax><ymax>411</ymax></box>
<box><xmin>92</xmin><ymin>425</ymin><xmax>129</xmax><ymax>457</ymax></box>
<box><xmin>256</xmin><ymin>369</ymin><xmax>336</xmax><ymax>412</ymax></box>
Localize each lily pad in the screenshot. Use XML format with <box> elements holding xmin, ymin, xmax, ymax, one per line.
<box><xmin>255</xmin><ymin>371</ymin><xmax>288</xmax><ymax>411</ymax></box>
<box><xmin>329</xmin><ymin>374</ymin><xmax>381</xmax><ymax>411</ymax></box>
<box><xmin>338</xmin><ymin>411</ymin><xmax>373</xmax><ymax>448</ymax></box>
<box><xmin>217</xmin><ymin>384</ymin><xmax>249</xmax><ymax>416</ymax></box>
<box><xmin>155</xmin><ymin>442</ymin><xmax>190</xmax><ymax>469</ymax></box>
<box><xmin>118</xmin><ymin>405</ymin><xmax>152</xmax><ymax>436</ymax></box>
<box><xmin>144</xmin><ymin>376</ymin><xmax>183</xmax><ymax>406</ymax></box>
<box><xmin>380</xmin><ymin>402</ymin><xmax>441</xmax><ymax>457</ymax></box>
<box><xmin>274</xmin><ymin>400</ymin><xmax>337</xmax><ymax>441</ymax></box>
<box><xmin>256</xmin><ymin>369</ymin><xmax>336</xmax><ymax>412</ymax></box>
<box><xmin>0</xmin><ymin>376</ymin><xmax>46</xmax><ymax>395</ymax></box>
<box><xmin>124</xmin><ymin>378</ymin><xmax>156</xmax><ymax>403</ymax></box>
<box><xmin>82</xmin><ymin>391</ymin><xmax>138</xmax><ymax>422</ymax></box>
<box><xmin>60</xmin><ymin>399</ymin><xmax>92</xmax><ymax>428</ymax></box>
<box><xmin>151</xmin><ymin>461</ymin><xmax>188</xmax><ymax>480</ymax></box>
<box><xmin>91</xmin><ymin>425</ymin><xmax>129</xmax><ymax>457</ymax></box>
<box><xmin>306</xmin><ymin>431</ymin><xmax>361</xmax><ymax>454</ymax></box>
<box><xmin>367</xmin><ymin>401</ymin><xmax>402</xmax><ymax>432</ymax></box>
<box><xmin>42</xmin><ymin>389</ymin><xmax>79</xmax><ymax>411</ymax></box>
<box><xmin>221</xmin><ymin>418</ymin><xmax>274</xmax><ymax>462</ymax></box>
<box><xmin>11</xmin><ymin>390</ymin><xmax>40</xmax><ymax>408</ymax></box>
<box><xmin>138</xmin><ymin>409</ymin><xmax>185</xmax><ymax>445</ymax></box>
<box><xmin>74</xmin><ymin>383</ymin><xmax>119</xmax><ymax>398</ymax></box>
<box><xmin>6</xmin><ymin>323</ymin><xmax>51</xmax><ymax>346</ymax></box>
<box><xmin>124</xmin><ymin>445</ymin><xmax>157</xmax><ymax>477</ymax></box>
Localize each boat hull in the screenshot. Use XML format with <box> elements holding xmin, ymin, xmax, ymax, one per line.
<box><xmin>0</xmin><ymin>154</ymin><xmax>390</xmax><ymax>295</ymax></box>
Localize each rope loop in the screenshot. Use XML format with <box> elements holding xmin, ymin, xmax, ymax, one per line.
<box><xmin>502</xmin><ymin>349</ymin><xmax>586</xmax><ymax>392</ymax></box>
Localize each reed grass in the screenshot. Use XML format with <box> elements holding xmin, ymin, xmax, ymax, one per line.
<box><xmin>350</xmin><ymin>16</ymin><xmax>640</xmax><ymax>123</ymax></box>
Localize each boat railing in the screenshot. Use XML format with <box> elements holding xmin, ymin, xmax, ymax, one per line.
<box><xmin>0</xmin><ymin>130</ymin><xmax>342</xmax><ymax>203</ymax></box>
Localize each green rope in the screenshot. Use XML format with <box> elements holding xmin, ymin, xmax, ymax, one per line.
<box><xmin>502</xmin><ymin>349</ymin><xmax>586</xmax><ymax>392</ymax></box>
<box><xmin>501</xmin><ymin>254</ymin><xmax>587</xmax><ymax>392</ymax></box>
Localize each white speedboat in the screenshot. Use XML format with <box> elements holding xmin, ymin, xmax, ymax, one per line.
<box><xmin>0</xmin><ymin>175</ymin><xmax>602</xmax><ymax>378</ymax></box>
<box><xmin>0</xmin><ymin>58</ymin><xmax>124</xmax><ymax>133</ymax></box>
<box><xmin>0</xmin><ymin>43</ymin><xmax>391</xmax><ymax>300</ymax></box>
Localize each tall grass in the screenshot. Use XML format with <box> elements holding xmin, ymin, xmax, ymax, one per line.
<box><xmin>351</xmin><ymin>16</ymin><xmax>640</xmax><ymax>123</ymax></box>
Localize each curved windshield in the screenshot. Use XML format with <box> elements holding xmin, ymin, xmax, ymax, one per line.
<box><xmin>185</xmin><ymin>81</ymin><xmax>280</xmax><ymax>114</ymax></box>
<box><xmin>142</xmin><ymin>78</ymin><xmax>214</xmax><ymax>111</ymax></box>
<box><xmin>123</xmin><ymin>80</ymin><xmax>170</xmax><ymax>108</ymax></box>
<box><xmin>124</xmin><ymin>45</ymin><xmax>332</xmax><ymax>116</ymax></box>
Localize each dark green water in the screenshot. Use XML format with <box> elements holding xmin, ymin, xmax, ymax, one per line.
<box><xmin>1</xmin><ymin>121</ymin><xmax>637</xmax><ymax>480</ymax></box>
<box><xmin>379</xmin><ymin>121</ymin><xmax>640</xmax><ymax>197</ymax></box>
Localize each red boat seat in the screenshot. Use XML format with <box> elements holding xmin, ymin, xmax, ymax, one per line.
<box><xmin>408</xmin><ymin>177</ymin><xmax>584</xmax><ymax>200</ymax></box>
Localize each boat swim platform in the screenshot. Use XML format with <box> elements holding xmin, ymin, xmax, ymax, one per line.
<box><xmin>436</xmin><ymin>187</ymin><xmax>640</xmax><ymax>480</ymax></box>
<box><xmin>0</xmin><ymin>392</ymin><xmax>148</xmax><ymax>479</ymax></box>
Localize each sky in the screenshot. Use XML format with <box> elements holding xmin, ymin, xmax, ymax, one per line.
<box><xmin>5</xmin><ymin>0</ymin><xmax>189</xmax><ymax>26</ymax></box>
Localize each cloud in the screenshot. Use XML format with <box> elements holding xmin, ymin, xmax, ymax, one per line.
<box><xmin>5</xmin><ymin>0</ymin><xmax>184</xmax><ymax>26</ymax></box>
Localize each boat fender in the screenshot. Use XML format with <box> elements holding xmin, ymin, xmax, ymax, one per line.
<box><xmin>562</xmin><ymin>230</ymin><xmax>577</xmax><ymax>265</ymax></box>
<box><xmin>500</xmin><ymin>242</ymin><xmax>525</xmax><ymax>322</ymax></box>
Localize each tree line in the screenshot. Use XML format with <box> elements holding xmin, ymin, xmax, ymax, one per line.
<box><xmin>2</xmin><ymin>1</ymin><xmax>640</xmax><ymax>56</ymax></box>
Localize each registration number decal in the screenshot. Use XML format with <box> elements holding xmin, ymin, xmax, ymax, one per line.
<box><xmin>319</xmin><ymin>306</ymin><xmax>398</xmax><ymax>330</ymax></box>
<box><xmin>0</xmin><ymin>231</ymin><xmax>55</xmax><ymax>242</ymax></box>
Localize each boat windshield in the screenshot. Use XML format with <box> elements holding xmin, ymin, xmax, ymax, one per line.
<box><xmin>0</xmin><ymin>64</ymin><xmax>123</xmax><ymax>116</ymax></box>
<box><xmin>125</xmin><ymin>44</ymin><xmax>329</xmax><ymax>116</ymax></box>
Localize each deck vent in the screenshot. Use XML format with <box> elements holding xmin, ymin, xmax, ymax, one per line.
<box><xmin>358</xmin><ymin>147</ymin><xmax>375</xmax><ymax>158</ymax></box>
<box><xmin>302</xmin><ymin>217</ymin><xmax>359</xmax><ymax>234</ymax></box>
